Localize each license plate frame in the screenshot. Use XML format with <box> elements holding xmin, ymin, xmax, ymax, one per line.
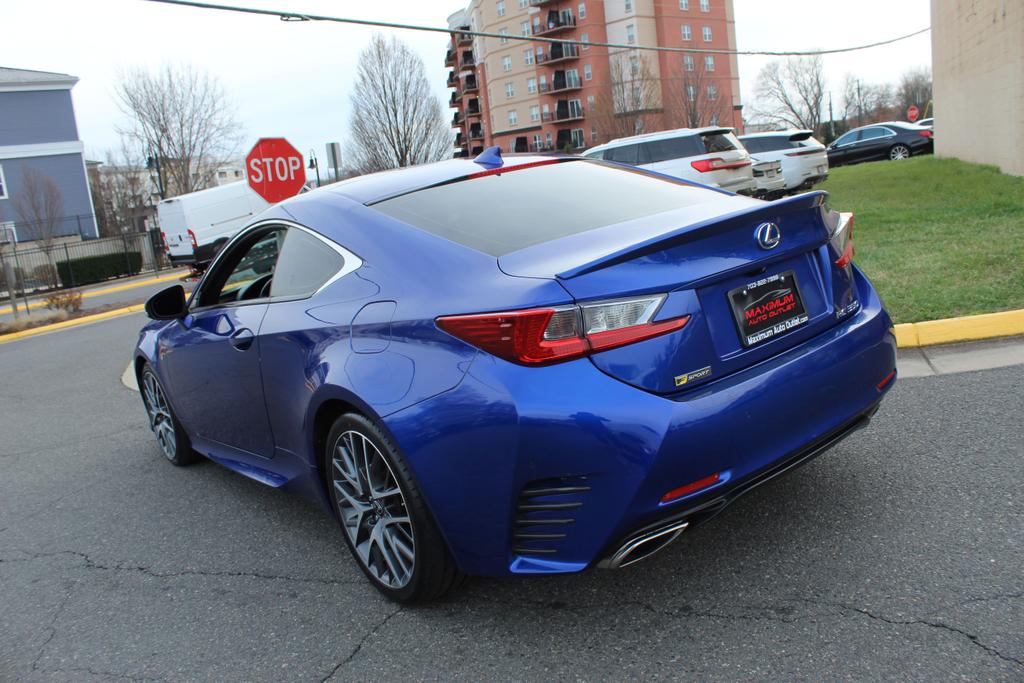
<box><xmin>728</xmin><ymin>270</ymin><xmax>809</xmax><ymax>347</ymax></box>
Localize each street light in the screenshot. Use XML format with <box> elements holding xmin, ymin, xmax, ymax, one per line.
<box><xmin>308</xmin><ymin>150</ymin><xmax>321</xmax><ymax>187</ymax></box>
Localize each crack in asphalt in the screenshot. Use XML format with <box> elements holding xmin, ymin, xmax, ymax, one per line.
<box><xmin>319</xmin><ymin>606</ymin><xmax>404</xmax><ymax>681</ymax></box>
<box><xmin>798</xmin><ymin>598</ymin><xmax>1024</xmax><ymax>669</ymax></box>
<box><xmin>1</xmin><ymin>548</ymin><xmax>363</xmax><ymax>588</ymax></box>
<box><xmin>31</xmin><ymin>579</ymin><xmax>77</xmax><ymax>675</ymax></box>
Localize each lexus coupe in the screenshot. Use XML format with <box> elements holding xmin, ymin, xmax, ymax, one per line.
<box><xmin>136</xmin><ymin>149</ymin><xmax>897</xmax><ymax>602</ymax></box>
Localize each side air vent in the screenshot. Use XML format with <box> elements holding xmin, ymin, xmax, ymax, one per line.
<box><xmin>512</xmin><ymin>477</ymin><xmax>591</xmax><ymax>556</ymax></box>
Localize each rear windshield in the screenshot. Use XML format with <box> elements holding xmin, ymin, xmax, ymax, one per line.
<box><xmin>370</xmin><ymin>160</ymin><xmax>715</xmax><ymax>256</ymax></box>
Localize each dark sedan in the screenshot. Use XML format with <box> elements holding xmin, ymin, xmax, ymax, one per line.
<box><xmin>827</xmin><ymin>122</ymin><xmax>934</xmax><ymax>167</ymax></box>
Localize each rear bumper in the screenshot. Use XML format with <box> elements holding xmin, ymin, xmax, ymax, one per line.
<box><xmin>385</xmin><ymin>267</ymin><xmax>896</xmax><ymax>577</ymax></box>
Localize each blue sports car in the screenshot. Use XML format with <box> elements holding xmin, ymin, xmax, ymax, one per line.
<box><xmin>135</xmin><ymin>149</ymin><xmax>896</xmax><ymax>602</ymax></box>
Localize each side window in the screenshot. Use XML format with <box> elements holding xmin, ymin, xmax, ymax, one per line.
<box><xmin>198</xmin><ymin>228</ymin><xmax>285</xmax><ymax>307</ymax></box>
<box><xmin>834</xmin><ymin>131</ymin><xmax>858</xmax><ymax>146</ymax></box>
<box><xmin>270</xmin><ymin>228</ymin><xmax>344</xmax><ymax>299</ymax></box>
<box><xmin>606</xmin><ymin>144</ymin><xmax>638</xmax><ymax>165</ymax></box>
<box><xmin>739</xmin><ymin>138</ymin><xmax>763</xmax><ymax>153</ymax></box>
<box><xmin>859</xmin><ymin>127</ymin><xmax>886</xmax><ymax>141</ymax></box>
<box><xmin>640</xmin><ymin>136</ymin><xmax>702</xmax><ymax>163</ymax></box>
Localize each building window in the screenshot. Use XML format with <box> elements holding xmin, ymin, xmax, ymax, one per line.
<box><xmin>539</xmin><ymin>74</ymin><xmax>548</xmax><ymax>90</ymax></box>
<box><xmin>497</xmin><ymin>0</ymin><xmax>506</xmax><ymax>16</ymax></box>
<box><xmin>584</xmin><ymin>63</ymin><xmax>592</xmax><ymax>80</ymax></box>
<box><xmin>521</xmin><ymin>21</ymin><xmax>531</xmax><ymax>36</ymax></box>
<box><xmin>218</xmin><ymin>170</ymin><xmax>228</xmax><ymax>179</ymax></box>
<box><xmin>518</xmin><ymin>0</ymin><xmax>527</xmax><ymax>7</ymax></box>
<box><xmin>684</xmin><ymin>55</ymin><xmax>694</xmax><ymax>71</ymax></box>
<box><xmin>705</xmin><ymin>55</ymin><xmax>715</xmax><ymax>71</ymax></box>
<box><xmin>530</xmin><ymin>105</ymin><xmax>541</xmax><ymax>121</ymax></box>
<box><xmin>587</xmin><ymin>94</ymin><xmax>595</xmax><ymax>109</ymax></box>
<box><xmin>624</xmin><ymin>0</ymin><xmax>633</xmax><ymax>12</ymax></box>
<box><xmin>0</xmin><ymin>164</ymin><xmax>8</xmax><ymax>200</ymax></box>
<box><xmin>499</xmin><ymin>27</ymin><xmax>509</xmax><ymax>44</ymax></box>
<box><xmin>687</xmin><ymin>84</ymin><xmax>696</xmax><ymax>101</ymax></box>
<box><xmin>533</xmin><ymin>133</ymin><xmax>542</xmax><ymax>149</ymax></box>
<box><xmin>630</xmin><ymin>54</ymin><xmax>640</xmax><ymax>75</ymax></box>
<box><xmin>591</xmin><ymin>126</ymin><xmax>598</xmax><ymax>142</ymax></box>
<box><xmin>702</xmin><ymin>26</ymin><xmax>712</xmax><ymax>41</ymax></box>
<box><xmin>700</xmin><ymin>0</ymin><xmax>709</xmax><ymax>10</ymax></box>
<box><xmin>707</xmin><ymin>84</ymin><xmax>718</xmax><ymax>100</ymax></box>
<box><xmin>527</xmin><ymin>77</ymin><xmax>537</xmax><ymax>93</ymax></box>
<box><xmin>571</xmin><ymin>128</ymin><xmax>585</xmax><ymax>149</ymax></box>
<box><xmin>506</xmin><ymin>82</ymin><xmax>515</xmax><ymax>98</ymax></box>
<box><xmin>578</xmin><ymin>2</ymin><xmax>586</xmax><ymax>19</ymax></box>
<box><xmin>524</xmin><ymin>49</ymin><xmax>534</xmax><ymax>65</ymax></box>
<box><xmin>626</xmin><ymin>24</ymin><xmax>636</xmax><ymax>44</ymax></box>
<box><xmin>709</xmin><ymin>113</ymin><xmax>719</xmax><ymax>125</ymax></box>
<box><xmin>679</xmin><ymin>0</ymin><xmax>689</xmax><ymax>8</ymax></box>
<box><xmin>581</xmin><ymin>32</ymin><xmax>590</xmax><ymax>49</ymax></box>
<box><xmin>509</xmin><ymin>109</ymin><xmax>518</xmax><ymax>125</ymax></box>
<box><xmin>681</xmin><ymin>24</ymin><xmax>692</xmax><ymax>40</ymax></box>
<box><xmin>502</xmin><ymin>55</ymin><xmax>512</xmax><ymax>71</ymax></box>
<box><xmin>545</xmin><ymin>132</ymin><xmax>553</xmax><ymax>147</ymax></box>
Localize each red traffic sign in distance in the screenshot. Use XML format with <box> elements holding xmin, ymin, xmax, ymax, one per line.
<box><xmin>246</xmin><ymin>138</ymin><xmax>306</xmax><ymax>204</ymax></box>
<box><xmin>907</xmin><ymin>105</ymin><xmax>920</xmax><ymax>122</ymax></box>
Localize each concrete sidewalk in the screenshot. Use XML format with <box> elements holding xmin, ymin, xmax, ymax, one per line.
<box><xmin>897</xmin><ymin>336</ymin><xmax>1024</xmax><ymax>378</ymax></box>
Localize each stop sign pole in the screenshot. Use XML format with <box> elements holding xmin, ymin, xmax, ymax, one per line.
<box><xmin>245</xmin><ymin>138</ymin><xmax>306</xmax><ymax>203</ymax></box>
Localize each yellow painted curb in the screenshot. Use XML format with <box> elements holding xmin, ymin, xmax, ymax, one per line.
<box><xmin>894</xmin><ymin>309</ymin><xmax>1024</xmax><ymax>348</ymax></box>
<box><xmin>0</xmin><ymin>304</ymin><xmax>145</xmax><ymax>344</ymax></box>
<box><xmin>0</xmin><ymin>270</ymin><xmax>187</xmax><ymax>316</ymax></box>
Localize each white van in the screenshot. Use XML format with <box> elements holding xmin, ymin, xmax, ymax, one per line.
<box><xmin>158</xmin><ymin>181</ymin><xmax>270</xmax><ymax>266</ymax></box>
<box><xmin>583</xmin><ymin>127</ymin><xmax>756</xmax><ymax>195</ymax></box>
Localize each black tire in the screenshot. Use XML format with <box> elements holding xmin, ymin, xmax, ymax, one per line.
<box><xmin>889</xmin><ymin>144</ymin><xmax>911</xmax><ymax>161</ymax></box>
<box><xmin>324</xmin><ymin>413</ymin><xmax>464</xmax><ymax>603</ymax></box>
<box><xmin>139</xmin><ymin>365</ymin><xmax>199</xmax><ymax>466</ymax></box>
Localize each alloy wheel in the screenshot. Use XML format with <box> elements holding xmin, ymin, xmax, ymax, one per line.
<box><xmin>142</xmin><ymin>371</ymin><xmax>177</xmax><ymax>461</ymax></box>
<box><xmin>331</xmin><ymin>430</ymin><xmax>416</xmax><ymax>589</ymax></box>
<box><xmin>890</xmin><ymin>145</ymin><xmax>910</xmax><ymax>160</ymax></box>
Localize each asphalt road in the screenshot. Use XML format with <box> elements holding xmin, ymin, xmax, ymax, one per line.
<box><xmin>1</xmin><ymin>314</ymin><xmax>1021</xmax><ymax>681</ymax></box>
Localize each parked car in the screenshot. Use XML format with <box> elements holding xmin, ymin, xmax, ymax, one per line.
<box><xmin>915</xmin><ymin>117</ymin><xmax>933</xmax><ymax>129</ymax></box>
<box><xmin>135</xmin><ymin>149</ymin><xmax>896</xmax><ymax>602</ymax></box>
<box><xmin>739</xmin><ymin>130</ymin><xmax>829</xmax><ymax>193</ymax></box>
<box><xmin>157</xmin><ymin>181</ymin><xmax>269</xmax><ymax>268</ymax></box>
<box><xmin>826</xmin><ymin>122</ymin><xmax>934</xmax><ymax>167</ymax></box>
<box><xmin>583</xmin><ymin>127</ymin><xmax>756</xmax><ymax>195</ymax></box>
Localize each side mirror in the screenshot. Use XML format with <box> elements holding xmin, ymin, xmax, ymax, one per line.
<box><xmin>145</xmin><ymin>285</ymin><xmax>188</xmax><ymax>320</ymax></box>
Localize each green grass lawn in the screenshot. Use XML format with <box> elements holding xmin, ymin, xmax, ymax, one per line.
<box><xmin>818</xmin><ymin>156</ymin><xmax>1024</xmax><ymax>323</ymax></box>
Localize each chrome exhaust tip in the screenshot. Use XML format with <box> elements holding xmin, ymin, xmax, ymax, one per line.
<box><xmin>598</xmin><ymin>520</ymin><xmax>689</xmax><ymax>569</ymax></box>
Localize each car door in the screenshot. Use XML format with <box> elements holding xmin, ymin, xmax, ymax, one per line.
<box><xmin>853</xmin><ymin>126</ymin><xmax>895</xmax><ymax>162</ymax></box>
<box><xmin>828</xmin><ymin>130</ymin><xmax>860</xmax><ymax>165</ymax></box>
<box><xmin>159</xmin><ymin>225</ymin><xmax>285</xmax><ymax>459</ymax></box>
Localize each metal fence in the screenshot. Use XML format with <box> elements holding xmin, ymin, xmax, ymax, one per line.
<box><xmin>0</xmin><ymin>230</ymin><xmax>168</xmax><ymax>299</ymax></box>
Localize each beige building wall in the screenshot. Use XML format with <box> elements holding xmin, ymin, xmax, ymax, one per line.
<box><xmin>931</xmin><ymin>0</ymin><xmax>1023</xmax><ymax>176</ymax></box>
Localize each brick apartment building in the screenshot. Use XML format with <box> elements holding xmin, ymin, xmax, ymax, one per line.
<box><xmin>446</xmin><ymin>0</ymin><xmax>743</xmax><ymax>157</ymax></box>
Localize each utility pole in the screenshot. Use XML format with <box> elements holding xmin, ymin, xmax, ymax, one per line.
<box><xmin>828</xmin><ymin>92</ymin><xmax>835</xmax><ymax>142</ymax></box>
<box><xmin>856</xmin><ymin>81</ymin><xmax>863</xmax><ymax>128</ymax></box>
<box><xmin>146</xmin><ymin>149</ymin><xmax>166</xmax><ymax>200</ymax></box>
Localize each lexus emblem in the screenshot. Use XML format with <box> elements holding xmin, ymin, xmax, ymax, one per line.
<box><xmin>755</xmin><ymin>222</ymin><xmax>781</xmax><ymax>250</ymax></box>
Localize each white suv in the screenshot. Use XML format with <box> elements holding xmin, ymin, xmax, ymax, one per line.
<box><xmin>738</xmin><ymin>130</ymin><xmax>829</xmax><ymax>193</ymax></box>
<box><xmin>583</xmin><ymin>127</ymin><xmax>756</xmax><ymax>195</ymax></box>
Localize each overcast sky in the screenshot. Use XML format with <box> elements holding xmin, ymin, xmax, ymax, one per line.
<box><xmin>5</xmin><ymin>0</ymin><xmax>932</xmax><ymax>166</ymax></box>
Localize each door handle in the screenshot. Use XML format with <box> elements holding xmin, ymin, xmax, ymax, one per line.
<box><xmin>229</xmin><ymin>327</ymin><xmax>255</xmax><ymax>351</ymax></box>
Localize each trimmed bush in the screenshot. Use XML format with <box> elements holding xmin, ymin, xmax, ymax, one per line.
<box><xmin>56</xmin><ymin>252</ymin><xmax>142</xmax><ymax>286</ymax></box>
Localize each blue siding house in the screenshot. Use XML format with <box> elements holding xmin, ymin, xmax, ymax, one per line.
<box><xmin>0</xmin><ymin>67</ymin><xmax>98</xmax><ymax>242</ymax></box>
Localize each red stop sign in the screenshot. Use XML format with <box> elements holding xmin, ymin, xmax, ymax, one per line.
<box><xmin>246</xmin><ymin>138</ymin><xmax>306</xmax><ymax>203</ymax></box>
<box><xmin>907</xmin><ymin>105</ymin><xmax>920</xmax><ymax>122</ymax></box>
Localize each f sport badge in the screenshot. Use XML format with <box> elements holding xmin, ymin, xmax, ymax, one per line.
<box><xmin>674</xmin><ymin>366</ymin><xmax>712</xmax><ymax>387</ymax></box>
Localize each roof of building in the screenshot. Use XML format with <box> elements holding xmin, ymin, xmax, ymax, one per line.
<box><xmin>0</xmin><ymin>66</ymin><xmax>78</xmax><ymax>89</ymax></box>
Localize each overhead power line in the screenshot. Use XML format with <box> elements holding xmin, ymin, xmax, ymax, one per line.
<box><xmin>145</xmin><ymin>0</ymin><xmax>930</xmax><ymax>57</ymax></box>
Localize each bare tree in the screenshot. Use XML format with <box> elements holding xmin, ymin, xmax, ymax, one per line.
<box><xmin>896</xmin><ymin>67</ymin><xmax>932</xmax><ymax>119</ymax></box>
<box><xmin>663</xmin><ymin>55</ymin><xmax>730</xmax><ymax>129</ymax></box>
<box><xmin>591</xmin><ymin>51</ymin><xmax>661</xmax><ymax>142</ymax></box>
<box><xmin>115</xmin><ymin>64</ymin><xmax>243</xmax><ymax>197</ymax></box>
<box><xmin>12</xmin><ymin>167</ymin><xmax>64</xmax><ymax>288</ymax></box>
<box><xmin>753</xmin><ymin>55</ymin><xmax>826</xmax><ymax>133</ymax></box>
<box><xmin>89</xmin><ymin>146</ymin><xmax>156</xmax><ymax>237</ymax></box>
<box><xmin>841</xmin><ymin>75</ymin><xmax>897</xmax><ymax>127</ymax></box>
<box><xmin>347</xmin><ymin>34</ymin><xmax>452</xmax><ymax>174</ymax></box>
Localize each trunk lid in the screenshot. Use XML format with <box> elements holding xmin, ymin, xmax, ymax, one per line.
<box><xmin>499</xmin><ymin>192</ymin><xmax>857</xmax><ymax>394</ymax></box>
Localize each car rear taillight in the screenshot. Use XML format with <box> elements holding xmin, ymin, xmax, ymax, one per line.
<box><xmin>831</xmin><ymin>212</ymin><xmax>855</xmax><ymax>269</ymax></box>
<box><xmin>918</xmin><ymin>130</ymin><xmax>933</xmax><ymax>138</ymax></box>
<box><xmin>690</xmin><ymin>157</ymin><xmax>752</xmax><ymax>172</ymax></box>
<box><xmin>160</xmin><ymin>231</ymin><xmax>171</xmax><ymax>253</ymax></box>
<box><xmin>187</xmin><ymin>229</ymin><xmax>198</xmax><ymax>248</ymax></box>
<box><xmin>437</xmin><ymin>295</ymin><xmax>690</xmax><ymax>366</ymax></box>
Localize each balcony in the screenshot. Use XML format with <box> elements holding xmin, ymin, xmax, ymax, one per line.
<box><xmin>528</xmin><ymin>0</ymin><xmax>558</xmax><ymax>5</ymax></box>
<box><xmin>460</xmin><ymin>51</ymin><xmax>476</xmax><ymax>68</ymax></box>
<box><xmin>537</xmin><ymin>43</ymin><xmax>579</xmax><ymax>65</ymax></box>
<box><xmin>543</xmin><ymin>71</ymin><xmax>582</xmax><ymax>94</ymax></box>
<box><xmin>463</xmin><ymin>76</ymin><xmax>479</xmax><ymax>92</ymax></box>
<box><xmin>466</xmin><ymin>100</ymin><xmax>482</xmax><ymax>117</ymax></box>
<box><xmin>453</xmin><ymin>112</ymin><xmax>462</xmax><ymax>125</ymax></box>
<box><xmin>454</xmin><ymin>132</ymin><xmax>464</xmax><ymax>148</ymax></box>
<box><xmin>543</xmin><ymin>100</ymin><xmax>585</xmax><ymax>123</ymax></box>
<box><xmin>453</xmin><ymin>149</ymin><xmax>469</xmax><ymax>158</ymax></box>
<box><xmin>535</xmin><ymin>14</ymin><xmax>576</xmax><ymax>36</ymax></box>
<box><xmin>447</xmin><ymin>70</ymin><xmax>458</xmax><ymax>87</ymax></box>
<box><xmin>471</xmin><ymin>146</ymin><xmax>485</xmax><ymax>155</ymax></box>
<box><xmin>449</xmin><ymin>92</ymin><xmax>460</xmax><ymax>107</ymax></box>
<box><xmin>529</xmin><ymin>141</ymin><xmax>556</xmax><ymax>152</ymax></box>
<box><xmin>445</xmin><ymin>49</ymin><xmax>456</xmax><ymax>67</ymax></box>
<box><xmin>469</xmin><ymin>127</ymin><xmax>485</xmax><ymax>140</ymax></box>
<box><xmin>457</xmin><ymin>29</ymin><xmax>473</xmax><ymax>46</ymax></box>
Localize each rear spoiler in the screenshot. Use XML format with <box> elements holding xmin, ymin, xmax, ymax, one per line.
<box><xmin>699</xmin><ymin>127</ymin><xmax>737</xmax><ymax>137</ymax></box>
<box><xmin>788</xmin><ymin>130</ymin><xmax>814</xmax><ymax>142</ymax></box>
<box><xmin>557</xmin><ymin>191</ymin><xmax>828</xmax><ymax>280</ymax></box>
